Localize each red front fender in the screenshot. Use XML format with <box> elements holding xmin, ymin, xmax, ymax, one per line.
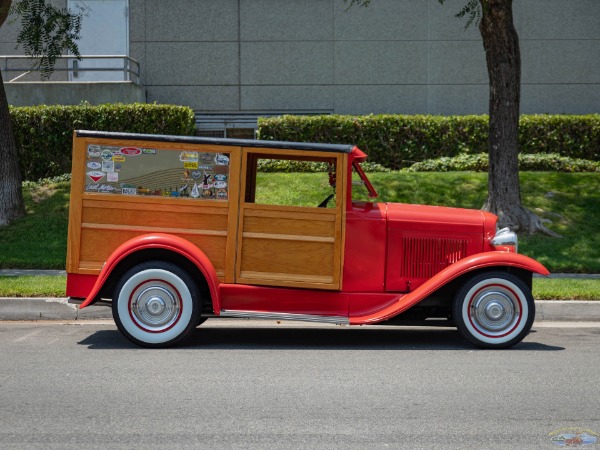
<box><xmin>350</xmin><ymin>251</ymin><xmax>549</xmax><ymax>324</ymax></box>
<box><xmin>79</xmin><ymin>234</ymin><xmax>221</xmax><ymax>312</ymax></box>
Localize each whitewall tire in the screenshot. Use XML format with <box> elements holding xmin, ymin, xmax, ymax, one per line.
<box><xmin>452</xmin><ymin>271</ymin><xmax>535</xmax><ymax>349</ymax></box>
<box><xmin>112</xmin><ymin>261</ymin><xmax>201</xmax><ymax>347</ymax></box>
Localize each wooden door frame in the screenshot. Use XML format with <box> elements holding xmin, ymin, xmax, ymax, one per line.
<box><xmin>234</xmin><ymin>147</ymin><xmax>347</xmax><ymax>290</ymax></box>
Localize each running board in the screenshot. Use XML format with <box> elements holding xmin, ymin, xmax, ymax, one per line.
<box><xmin>220</xmin><ymin>310</ymin><xmax>350</xmax><ymax>325</ymax></box>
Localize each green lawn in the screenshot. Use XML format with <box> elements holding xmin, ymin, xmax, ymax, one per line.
<box><xmin>0</xmin><ymin>181</ymin><xmax>70</xmax><ymax>269</ymax></box>
<box><xmin>532</xmin><ymin>278</ymin><xmax>600</xmax><ymax>301</ymax></box>
<box><xmin>0</xmin><ymin>172</ymin><xmax>599</xmax><ymax>273</ymax></box>
<box><xmin>0</xmin><ymin>276</ymin><xmax>67</xmax><ymax>297</ymax></box>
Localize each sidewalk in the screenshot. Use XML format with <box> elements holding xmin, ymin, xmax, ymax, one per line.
<box><xmin>1</xmin><ymin>270</ymin><xmax>599</xmax><ymax>322</ymax></box>
<box><xmin>0</xmin><ymin>269</ymin><xmax>66</xmax><ymax>276</ymax></box>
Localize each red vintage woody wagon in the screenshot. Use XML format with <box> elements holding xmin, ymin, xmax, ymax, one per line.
<box><xmin>67</xmin><ymin>131</ymin><xmax>549</xmax><ymax>348</ymax></box>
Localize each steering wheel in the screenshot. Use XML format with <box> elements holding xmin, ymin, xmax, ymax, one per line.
<box><xmin>317</xmin><ymin>194</ymin><xmax>334</xmax><ymax>208</ymax></box>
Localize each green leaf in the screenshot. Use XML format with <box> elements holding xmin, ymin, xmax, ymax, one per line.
<box><xmin>11</xmin><ymin>0</ymin><xmax>86</xmax><ymax>79</ymax></box>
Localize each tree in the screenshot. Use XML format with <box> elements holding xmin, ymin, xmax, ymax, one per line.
<box><xmin>346</xmin><ymin>0</ymin><xmax>556</xmax><ymax>236</ymax></box>
<box><xmin>0</xmin><ymin>0</ymin><xmax>83</xmax><ymax>227</ymax></box>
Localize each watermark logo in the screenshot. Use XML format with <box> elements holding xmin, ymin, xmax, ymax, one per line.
<box><xmin>549</xmin><ymin>427</ymin><xmax>598</xmax><ymax>447</ymax></box>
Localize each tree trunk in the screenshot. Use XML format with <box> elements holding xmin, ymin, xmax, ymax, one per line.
<box><xmin>0</xmin><ymin>0</ymin><xmax>26</xmax><ymax>227</ymax></box>
<box><xmin>479</xmin><ymin>0</ymin><xmax>556</xmax><ymax>236</ymax></box>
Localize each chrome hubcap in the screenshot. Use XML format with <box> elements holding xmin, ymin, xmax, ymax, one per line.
<box><xmin>131</xmin><ymin>284</ymin><xmax>181</xmax><ymax>331</ymax></box>
<box><xmin>147</xmin><ymin>296</ymin><xmax>166</xmax><ymax>315</ymax></box>
<box><xmin>471</xmin><ymin>290</ymin><xmax>519</xmax><ymax>333</ymax></box>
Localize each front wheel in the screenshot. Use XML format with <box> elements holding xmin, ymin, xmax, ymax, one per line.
<box><xmin>452</xmin><ymin>271</ymin><xmax>535</xmax><ymax>349</ymax></box>
<box><xmin>112</xmin><ymin>261</ymin><xmax>201</xmax><ymax>348</ymax></box>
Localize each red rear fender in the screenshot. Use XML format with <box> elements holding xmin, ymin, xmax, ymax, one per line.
<box><xmin>78</xmin><ymin>234</ymin><xmax>220</xmax><ymax>312</ymax></box>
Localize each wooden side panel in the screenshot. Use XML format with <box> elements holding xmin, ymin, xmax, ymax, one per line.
<box><xmin>66</xmin><ymin>135</ymin><xmax>241</xmax><ymax>282</ymax></box>
<box><xmin>243</xmin><ymin>214</ymin><xmax>336</xmax><ymax>237</ymax></box>
<box><xmin>77</xmin><ymin>197</ymin><xmax>229</xmax><ymax>277</ymax></box>
<box><xmin>237</xmin><ymin>207</ymin><xmax>339</xmax><ymax>288</ymax></box>
<box><xmin>66</xmin><ymin>134</ymin><xmax>87</xmax><ymax>273</ymax></box>
<box><xmin>81</xmin><ymin>198</ymin><xmax>229</xmax><ymax>230</ymax></box>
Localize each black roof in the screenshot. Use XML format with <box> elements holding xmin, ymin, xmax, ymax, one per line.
<box><xmin>76</xmin><ymin>130</ymin><xmax>354</xmax><ymax>154</ymax></box>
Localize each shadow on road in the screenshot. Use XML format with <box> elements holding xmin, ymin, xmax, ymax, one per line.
<box><xmin>78</xmin><ymin>325</ymin><xmax>564</xmax><ymax>351</ymax></box>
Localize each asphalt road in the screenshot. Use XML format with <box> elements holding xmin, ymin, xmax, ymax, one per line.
<box><xmin>0</xmin><ymin>320</ymin><xmax>599</xmax><ymax>449</ymax></box>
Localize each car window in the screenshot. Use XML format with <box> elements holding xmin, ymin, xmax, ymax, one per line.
<box><xmin>244</xmin><ymin>154</ymin><xmax>337</xmax><ymax>208</ymax></box>
<box><xmin>84</xmin><ymin>144</ymin><xmax>231</xmax><ymax>201</ymax></box>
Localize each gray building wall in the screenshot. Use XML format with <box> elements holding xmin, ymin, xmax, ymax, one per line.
<box><xmin>2</xmin><ymin>0</ymin><xmax>599</xmax><ymax>115</ymax></box>
<box><xmin>5</xmin><ymin>81</ymin><xmax>145</xmax><ymax>106</ymax></box>
<box><xmin>132</xmin><ymin>0</ymin><xmax>600</xmax><ymax>116</ymax></box>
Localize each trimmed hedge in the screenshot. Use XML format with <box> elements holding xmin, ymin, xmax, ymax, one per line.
<box><xmin>258</xmin><ymin>114</ymin><xmax>600</xmax><ymax>169</ymax></box>
<box><xmin>254</xmin><ymin>153</ymin><xmax>598</xmax><ymax>173</ymax></box>
<box><xmin>10</xmin><ymin>103</ymin><xmax>196</xmax><ymax>180</ymax></box>
<box><xmin>257</xmin><ymin>159</ymin><xmax>390</xmax><ymax>173</ymax></box>
<box><xmin>405</xmin><ymin>153</ymin><xmax>600</xmax><ymax>173</ymax></box>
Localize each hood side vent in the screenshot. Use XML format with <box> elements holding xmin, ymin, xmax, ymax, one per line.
<box><xmin>401</xmin><ymin>236</ymin><xmax>468</xmax><ymax>280</ymax></box>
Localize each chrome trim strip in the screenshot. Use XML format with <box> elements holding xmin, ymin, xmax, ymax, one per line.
<box><xmin>220</xmin><ymin>310</ymin><xmax>350</xmax><ymax>325</ymax></box>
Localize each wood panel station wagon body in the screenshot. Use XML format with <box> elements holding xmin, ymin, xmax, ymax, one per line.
<box><xmin>67</xmin><ymin>131</ymin><xmax>549</xmax><ymax>348</ymax></box>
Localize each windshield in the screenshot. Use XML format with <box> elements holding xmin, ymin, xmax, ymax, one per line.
<box><xmin>351</xmin><ymin>161</ymin><xmax>378</xmax><ymax>201</ymax></box>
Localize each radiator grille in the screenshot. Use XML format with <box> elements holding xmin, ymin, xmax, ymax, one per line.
<box><xmin>401</xmin><ymin>236</ymin><xmax>468</xmax><ymax>280</ymax></box>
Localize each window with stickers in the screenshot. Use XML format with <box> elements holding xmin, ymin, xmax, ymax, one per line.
<box><xmin>84</xmin><ymin>145</ymin><xmax>230</xmax><ymax>201</ymax></box>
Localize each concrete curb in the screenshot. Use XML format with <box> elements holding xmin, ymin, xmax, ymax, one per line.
<box><xmin>0</xmin><ymin>298</ymin><xmax>112</xmax><ymax>321</ymax></box>
<box><xmin>535</xmin><ymin>300</ymin><xmax>600</xmax><ymax>322</ymax></box>
<box><xmin>0</xmin><ymin>298</ymin><xmax>599</xmax><ymax>322</ymax></box>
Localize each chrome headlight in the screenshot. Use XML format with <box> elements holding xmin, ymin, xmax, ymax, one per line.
<box><xmin>490</xmin><ymin>227</ymin><xmax>518</xmax><ymax>253</ymax></box>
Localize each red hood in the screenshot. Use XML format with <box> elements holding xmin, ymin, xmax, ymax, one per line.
<box><xmin>382</xmin><ymin>203</ymin><xmax>498</xmax><ymax>292</ymax></box>
<box><xmin>385</xmin><ymin>202</ymin><xmax>496</xmax><ymax>234</ymax></box>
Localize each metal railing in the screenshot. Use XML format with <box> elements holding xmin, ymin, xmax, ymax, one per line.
<box><xmin>0</xmin><ymin>55</ymin><xmax>140</xmax><ymax>84</ymax></box>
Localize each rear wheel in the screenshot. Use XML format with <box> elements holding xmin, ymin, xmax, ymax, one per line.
<box><xmin>112</xmin><ymin>261</ymin><xmax>201</xmax><ymax>348</ymax></box>
<box><xmin>452</xmin><ymin>271</ymin><xmax>535</xmax><ymax>349</ymax></box>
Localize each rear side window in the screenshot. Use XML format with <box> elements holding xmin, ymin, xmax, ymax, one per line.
<box><xmin>84</xmin><ymin>144</ymin><xmax>230</xmax><ymax>201</ymax></box>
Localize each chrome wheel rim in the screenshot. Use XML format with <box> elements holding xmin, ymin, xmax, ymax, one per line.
<box><xmin>130</xmin><ymin>282</ymin><xmax>181</xmax><ymax>332</ymax></box>
<box><xmin>470</xmin><ymin>287</ymin><xmax>520</xmax><ymax>334</ymax></box>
